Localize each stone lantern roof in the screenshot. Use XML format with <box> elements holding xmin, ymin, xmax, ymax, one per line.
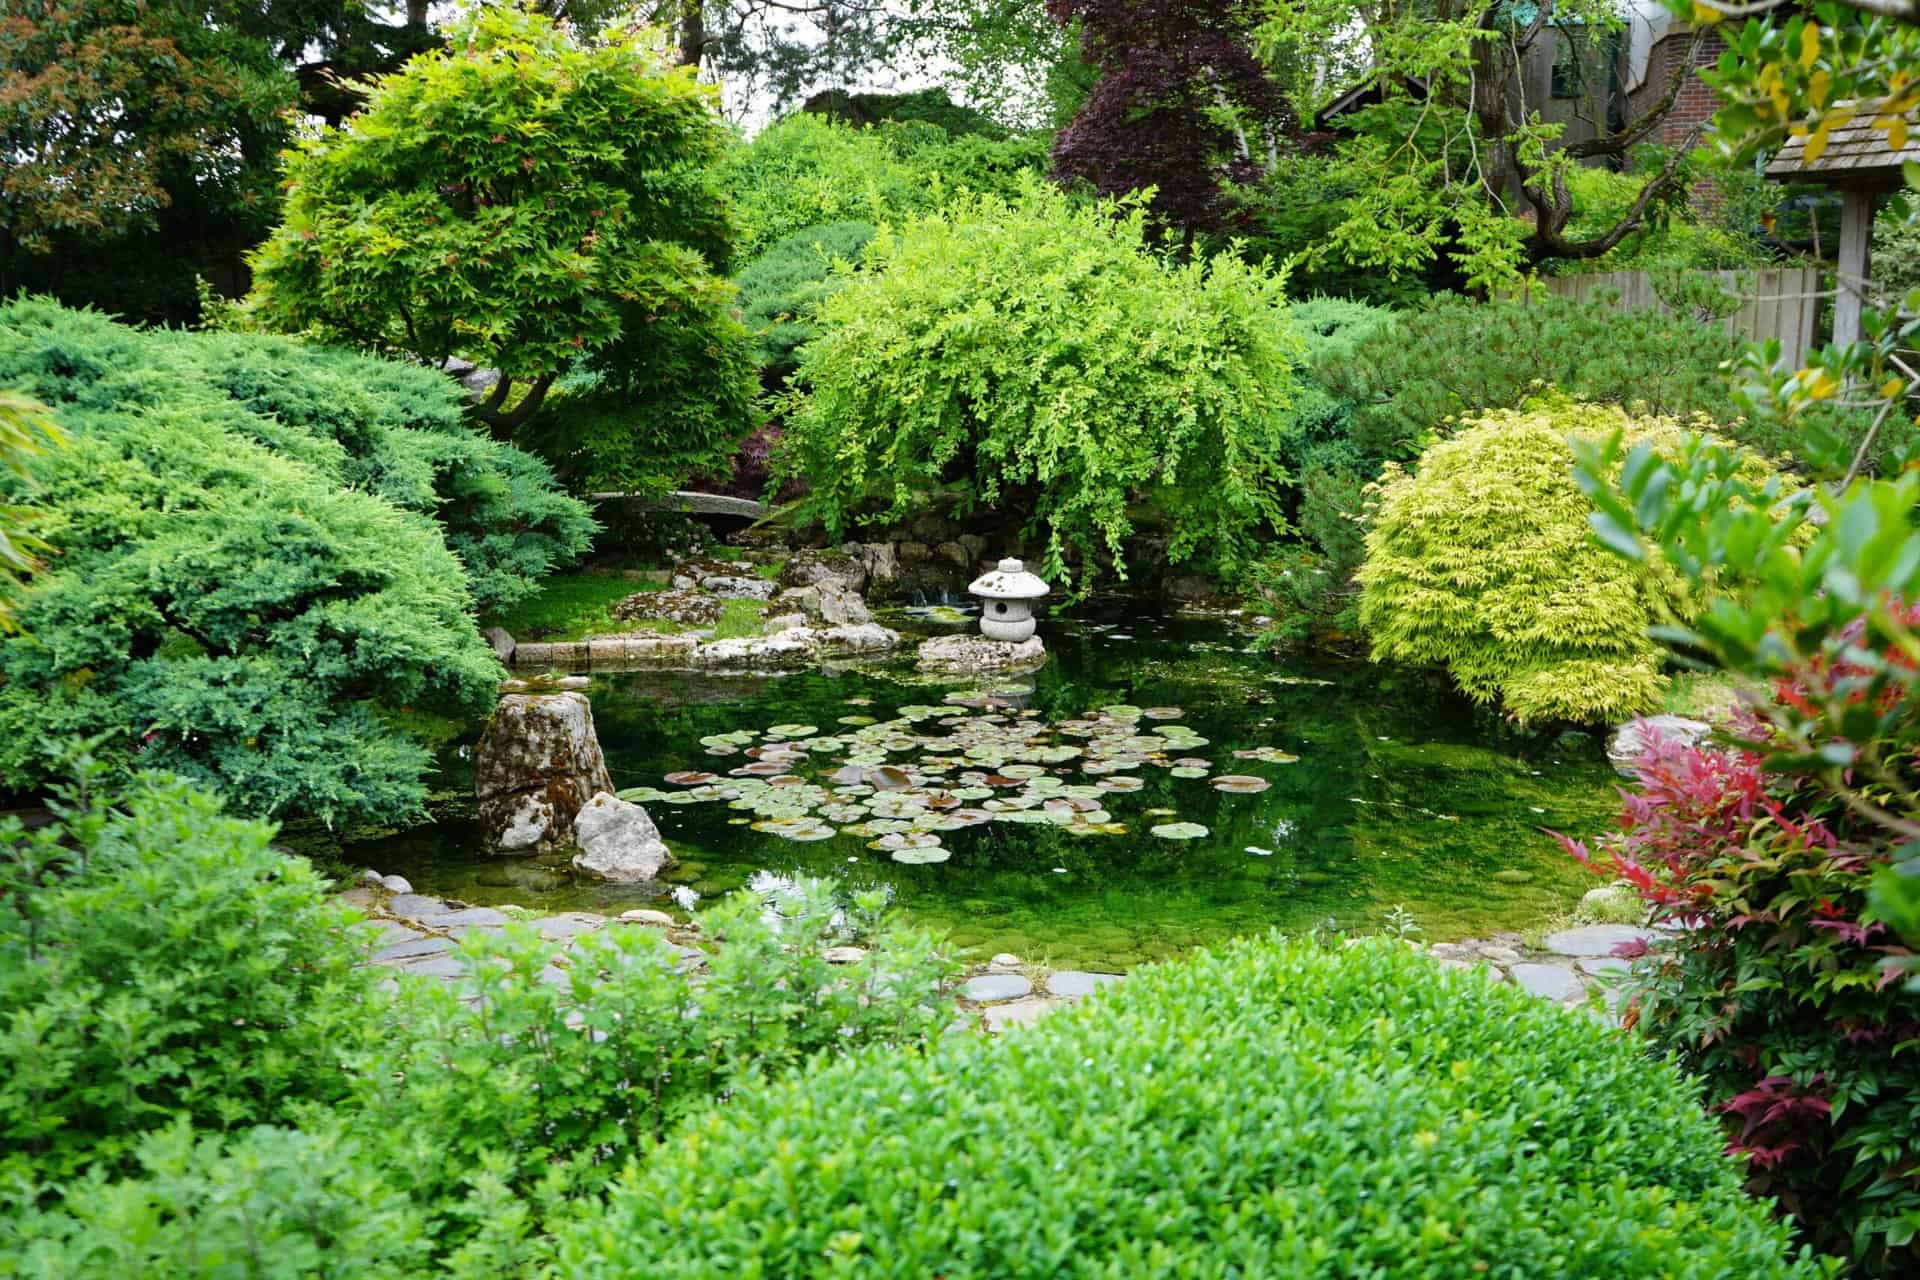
<box><xmin>968</xmin><ymin>558</ymin><xmax>1049</xmax><ymax>601</ymax></box>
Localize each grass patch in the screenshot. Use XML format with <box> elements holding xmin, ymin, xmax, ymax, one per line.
<box><xmin>482</xmin><ymin>574</ymin><xmax>664</xmax><ymax>642</ymax></box>
<box><xmin>711</xmin><ymin>598</ymin><xmax>767</xmax><ymax>640</ymax></box>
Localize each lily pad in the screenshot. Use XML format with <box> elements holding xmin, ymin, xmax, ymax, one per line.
<box><xmin>890</xmin><ymin>846</ymin><xmax>952</xmax><ymax>865</ymax></box>
<box><xmin>1211</xmin><ymin>775</ymin><xmax>1272</xmax><ymax>794</ymax></box>
<box><xmin>663</xmin><ymin>770</ymin><xmax>719</xmax><ymax>786</ymax></box>
<box><xmin>1170</xmin><ymin>766</ymin><xmax>1210</xmax><ymax>779</ymax></box>
<box><xmin>1150</xmin><ymin>822</ymin><xmax>1210</xmax><ymax>840</ymax></box>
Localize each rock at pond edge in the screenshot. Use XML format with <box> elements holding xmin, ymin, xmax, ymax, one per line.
<box><xmin>573</xmin><ymin>792</ymin><xmax>675</xmax><ymax>883</ymax></box>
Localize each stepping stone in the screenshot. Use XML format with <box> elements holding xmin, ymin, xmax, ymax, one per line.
<box><xmin>336</xmin><ymin>886</ymin><xmax>379</xmax><ymax>910</ymax></box>
<box><xmin>1511</xmin><ymin>963</ymin><xmax>1585</xmax><ymax>1002</ymax></box>
<box><xmin>982</xmin><ymin>999</ymin><xmax>1060</xmax><ymax>1031</ymax></box>
<box><xmin>1543</xmin><ymin>924</ymin><xmax>1656</xmax><ymax>958</ymax></box>
<box><xmin>371</xmin><ymin>935</ymin><xmax>455</xmax><ymax>965</ymax></box>
<box><xmin>1046</xmin><ymin>970</ymin><xmax>1124</xmax><ymax>998</ymax></box>
<box><xmin>618</xmin><ymin>909</ymin><xmax>675</xmax><ymax>926</ymax></box>
<box><xmin>417</xmin><ymin>906</ymin><xmax>510</xmax><ymax>929</ymax></box>
<box><xmin>533</xmin><ymin>914</ymin><xmax>601</xmax><ymax>942</ymax></box>
<box><xmin>1578</xmin><ymin>956</ymin><xmax>1631</xmax><ymax>978</ymax></box>
<box><xmin>387</xmin><ymin>893</ymin><xmax>449</xmax><ymax>919</ymax></box>
<box><xmin>359</xmin><ymin>920</ymin><xmax>421</xmax><ymax>947</ymax></box>
<box><xmin>398</xmin><ymin>954</ymin><xmax>467</xmax><ymax>979</ymax></box>
<box><xmin>962</xmin><ymin>973</ymin><xmax>1032</xmax><ymax>1003</ymax></box>
<box><xmin>1478</xmin><ymin>946</ymin><xmax>1521</xmax><ymax>965</ymax></box>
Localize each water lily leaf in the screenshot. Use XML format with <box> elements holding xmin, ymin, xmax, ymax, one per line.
<box><xmin>1211</xmin><ymin>775</ymin><xmax>1272</xmax><ymax>794</ymax></box>
<box><xmin>616</xmin><ymin>787</ymin><xmax>668</xmax><ymax>803</ymax></box>
<box><xmin>867</xmin><ymin>765</ymin><xmax>914</xmax><ymax>791</ymax></box>
<box><xmin>1141</xmin><ymin>706</ymin><xmax>1185</xmax><ymax>720</ymax></box>
<box><xmin>890</xmin><ymin>846</ymin><xmax>952</xmax><ymax>864</ymax></box>
<box><xmin>1100</xmin><ymin>705</ymin><xmax>1143</xmax><ymax>719</ymax></box>
<box><xmin>1150</xmin><ymin>822</ymin><xmax>1209</xmax><ymax>840</ymax></box>
<box><xmin>837</xmin><ymin>715</ymin><xmax>879</xmax><ymax>726</ymax></box>
<box><xmin>1097</xmin><ymin>776</ymin><xmax>1144</xmax><ymax>793</ymax></box>
<box><xmin>664</xmin><ymin>770</ymin><xmax>719</xmax><ymax>786</ymax></box>
<box><xmin>1170</xmin><ymin>767</ymin><xmax>1209</xmax><ymax>779</ymax></box>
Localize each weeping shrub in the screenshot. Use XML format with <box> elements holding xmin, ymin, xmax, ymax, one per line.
<box><xmin>1357</xmin><ymin>399</ymin><xmax>1782</xmax><ymax>724</ymax></box>
<box><xmin>774</xmin><ymin>181</ymin><xmax>1299</xmax><ymax>597</ymax></box>
<box><xmin>550</xmin><ymin>936</ymin><xmax>1825</xmax><ymax>1279</ymax></box>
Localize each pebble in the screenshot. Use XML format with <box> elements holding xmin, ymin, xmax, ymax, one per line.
<box><xmin>618</xmin><ymin>909</ymin><xmax>676</xmax><ymax>926</ymax></box>
<box><xmin>989</xmin><ymin>952</ymin><xmax>1023</xmax><ymax>969</ymax></box>
<box><xmin>379</xmin><ymin>874</ymin><xmax>413</xmax><ymax>894</ymax></box>
<box><xmin>1046</xmin><ymin>970</ymin><xmax>1123</xmax><ymax>999</ymax></box>
<box><xmin>962</xmin><ymin>973</ymin><xmax>1033</xmax><ymax>1003</ymax></box>
<box><xmin>358</xmin><ymin>869</ymin><xmax>384</xmax><ymax>887</ymax></box>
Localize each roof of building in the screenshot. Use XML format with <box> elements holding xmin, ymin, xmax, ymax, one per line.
<box><xmin>1766</xmin><ymin>106</ymin><xmax>1920</xmax><ymax>185</ymax></box>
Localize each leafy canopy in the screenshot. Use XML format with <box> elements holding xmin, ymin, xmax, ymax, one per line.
<box><xmin>1359</xmin><ymin>399</ymin><xmax>1780</xmax><ymax>725</ymax></box>
<box><xmin>775</xmin><ymin>181</ymin><xmax>1300</xmax><ymax>597</ymax></box>
<box><xmin>249</xmin><ymin>7</ymin><xmax>735</xmax><ymax>433</ymax></box>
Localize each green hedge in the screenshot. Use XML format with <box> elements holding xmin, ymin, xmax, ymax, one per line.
<box><xmin>553</xmin><ymin>936</ymin><xmax>1825</xmax><ymax>1279</ymax></box>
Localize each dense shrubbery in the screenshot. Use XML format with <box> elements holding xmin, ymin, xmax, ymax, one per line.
<box><xmin>1317</xmin><ymin>293</ymin><xmax>1895</xmax><ymax>470</ymax></box>
<box><xmin>776</xmin><ymin>182</ymin><xmax>1299</xmax><ymax>596</ymax></box>
<box><xmin>720</xmin><ymin>112</ymin><xmax>1048</xmax><ymax>260</ymax></box>
<box><xmin>0</xmin><ymin>299</ymin><xmax>591</xmax><ymax>825</ymax></box>
<box><xmin>554</xmin><ymin>936</ymin><xmax>1822</xmax><ymax>1278</ymax></box>
<box><xmin>0</xmin><ymin>774</ymin><xmax>372</xmax><ymax>1188</ymax></box>
<box><xmin>1358</xmin><ymin>400</ymin><xmax>1780</xmax><ymax>724</ymax></box>
<box><xmin>1564</xmin><ymin>712</ymin><xmax>1920</xmax><ymax>1272</ymax></box>
<box><xmin>735</xmin><ymin>220</ymin><xmax>877</xmax><ymax>382</ymax></box>
<box><xmin>1</xmin><ymin>780</ymin><xmax>957</xmax><ymax>1275</ymax></box>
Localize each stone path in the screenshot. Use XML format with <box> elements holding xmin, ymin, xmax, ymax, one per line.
<box><xmin>339</xmin><ymin>873</ymin><xmax>1657</xmax><ymax>1030</ymax></box>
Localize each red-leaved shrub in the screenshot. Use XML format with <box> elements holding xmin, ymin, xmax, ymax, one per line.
<box><xmin>1561</xmin><ymin>691</ymin><xmax>1920</xmax><ymax>1271</ymax></box>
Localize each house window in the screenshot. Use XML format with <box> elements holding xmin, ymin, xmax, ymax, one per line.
<box><xmin>1551</xmin><ymin>44</ymin><xmax>1581</xmax><ymax>98</ymax></box>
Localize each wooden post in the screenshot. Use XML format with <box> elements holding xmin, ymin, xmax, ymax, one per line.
<box><xmin>1835</xmin><ymin>187</ymin><xmax>1874</xmax><ymax>347</ymax></box>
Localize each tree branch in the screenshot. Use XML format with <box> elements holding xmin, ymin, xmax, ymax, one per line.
<box><xmin>469</xmin><ymin>373</ymin><xmax>555</xmax><ymax>439</ymax></box>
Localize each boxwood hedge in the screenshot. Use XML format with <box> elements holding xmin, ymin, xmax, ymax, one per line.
<box><xmin>553</xmin><ymin>938</ymin><xmax>1830</xmax><ymax>1279</ymax></box>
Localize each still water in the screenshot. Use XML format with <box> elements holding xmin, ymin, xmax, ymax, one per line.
<box><xmin>348</xmin><ymin>610</ymin><xmax>1621</xmax><ymax>968</ymax></box>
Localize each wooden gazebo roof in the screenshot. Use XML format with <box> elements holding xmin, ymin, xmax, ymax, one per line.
<box><xmin>1766</xmin><ymin>107</ymin><xmax>1920</xmax><ymax>189</ymax></box>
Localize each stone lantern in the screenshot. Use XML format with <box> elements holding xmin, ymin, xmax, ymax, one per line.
<box><xmin>968</xmin><ymin>557</ymin><xmax>1049</xmax><ymax>642</ymax></box>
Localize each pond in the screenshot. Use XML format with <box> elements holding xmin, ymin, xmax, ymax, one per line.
<box><xmin>348</xmin><ymin>609</ymin><xmax>1623</xmax><ymax>969</ymax></box>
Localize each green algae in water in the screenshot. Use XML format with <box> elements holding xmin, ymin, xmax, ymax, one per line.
<box><xmin>346</xmin><ymin>613</ymin><xmax>1621</xmax><ymax>969</ymax></box>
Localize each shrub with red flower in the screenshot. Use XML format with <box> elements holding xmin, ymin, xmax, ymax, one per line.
<box><xmin>1561</xmin><ymin>694</ymin><xmax>1920</xmax><ymax>1272</ymax></box>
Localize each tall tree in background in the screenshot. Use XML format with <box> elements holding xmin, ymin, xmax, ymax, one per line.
<box><xmin>1253</xmin><ymin>0</ymin><xmax>1709</xmax><ymax>291</ymax></box>
<box><xmin>1047</xmin><ymin>0</ymin><xmax>1293</xmax><ymax>237</ymax></box>
<box><xmin>0</xmin><ymin>0</ymin><xmax>442</xmax><ymax>323</ymax></box>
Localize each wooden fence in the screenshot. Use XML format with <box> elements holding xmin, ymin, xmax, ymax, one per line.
<box><xmin>1520</xmin><ymin>266</ymin><xmax>1824</xmax><ymax>369</ymax></box>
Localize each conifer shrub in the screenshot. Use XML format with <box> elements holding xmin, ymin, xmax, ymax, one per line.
<box><xmin>552</xmin><ymin>936</ymin><xmax>1825</xmax><ymax>1279</ymax></box>
<box><xmin>1317</xmin><ymin>293</ymin><xmax>1895</xmax><ymax>470</ymax></box>
<box><xmin>1357</xmin><ymin>400</ymin><xmax>1782</xmax><ymax>724</ymax></box>
<box><xmin>774</xmin><ymin>182</ymin><xmax>1299</xmax><ymax>596</ymax></box>
<box><xmin>735</xmin><ymin>220</ymin><xmax>877</xmax><ymax>382</ymax></box>
<box><xmin>0</xmin><ymin>300</ymin><xmax>573</xmax><ymax>824</ymax></box>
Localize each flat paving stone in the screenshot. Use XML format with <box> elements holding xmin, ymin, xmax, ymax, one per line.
<box><xmin>982</xmin><ymin>998</ymin><xmax>1061</xmax><ymax>1031</ymax></box>
<box><xmin>387</xmin><ymin>893</ymin><xmax>449</xmax><ymax>918</ymax></box>
<box><xmin>1511</xmin><ymin>962</ymin><xmax>1585</xmax><ymax>1002</ymax></box>
<box><xmin>359</xmin><ymin>920</ymin><xmax>422</xmax><ymax>947</ymax></box>
<box><xmin>1046</xmin><ymin>970</ymin><xmax>1124</xmax><ymax>998</ymax></box>
<box><xmin>1578</xmin><ymin>956</ymin><xmax>1631</xmax><ymax>978</ymax></box>
<box><xmin>398</xmin><ymin>954</ymin><xmax>467</xmax><ymax>979</ymax></box>
<box><xmin>1543</xmin><ymin>924</ymin><xmax>1656</xmax><ymax>958</ymax></box>
<box><xmin>371</xmin><ymin>935</ymin><xmax>456</xmax><ymax>965</ymax></box>
<box><xmin>415</xmin><ymin>906</ymin><xmax>510</xmax><ymax>929</ymax></box>
<box><xmin>336</xmin><ymin>886</ymin><xmax>379</xmax><ymax>910</ymax></box>
<box><xmin>962</xmin><ymin>973</ymin><xmax>1033</xmax><ymax>1003</ymax></box>
<box><xmin>534</xmin><ymin>914</ymin><xmax>602</xmax><ymax>941</ymax></box>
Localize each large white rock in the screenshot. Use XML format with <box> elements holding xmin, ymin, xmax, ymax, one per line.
<box><xmin>572</xmin><ymin>792</ymin><xmax>674</xmax><ymax>882</ymax></box>
<box><xmin>1606</xmin><ymin>715</ymin><xmax>1712</xmax><ymax>777</ymax></box>
<box><xmin>475</xmin><ymin>692</ymin><xmax>613</xmax><ymax>853</ymax></box>
<box><xmin>915</xmin><ymin>633</ymin><xmax>1047</xmax><ymax>674</ymax></box>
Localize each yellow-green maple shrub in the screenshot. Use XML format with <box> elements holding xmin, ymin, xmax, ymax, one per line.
<box><xmin>1357</xmin><ymin>400</ymin><xmax>1779</xmax><ymax>724</ymax></box>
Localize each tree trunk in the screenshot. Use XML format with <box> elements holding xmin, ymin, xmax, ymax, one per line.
<box><xmin>677</xmin><ymin>0</ymin><xmax>704</xmax><ymax>68</ymax></box>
